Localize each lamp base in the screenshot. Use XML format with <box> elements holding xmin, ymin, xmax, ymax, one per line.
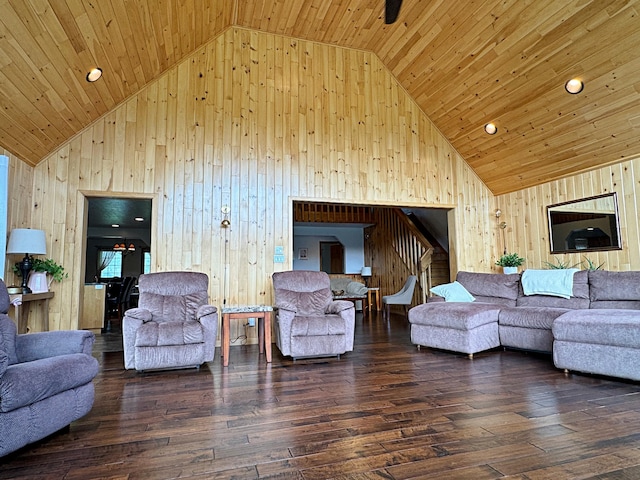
<box><xmin>16</xmin><ymin>254</ymin><xmax>33</xmax><ymax>295</ymax></box>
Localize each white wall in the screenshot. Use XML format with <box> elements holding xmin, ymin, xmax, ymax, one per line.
<box><xmin>293</xmin><ymin>226</ymin><xmax>365</xmax><ymax>273</ymax></box>
<box><xmin>0</xmin><ymin>155</ymin><xmax>8</xmax><ymax>280</ymax></box>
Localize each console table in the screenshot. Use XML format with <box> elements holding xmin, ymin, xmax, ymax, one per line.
<box><xmin>220</xmin><ymin>305</ymin><xmax>272</xmax><ymax>367</ymax></box>
<box><xmin>9</xmin><ymin>291</ymin><xmax>54</xmax><ymax>334</ymax></box>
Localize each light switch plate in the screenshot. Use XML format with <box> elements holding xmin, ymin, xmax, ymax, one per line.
<box><xmin>275</xmin><ymin>246</ymin><xmax>284</xmax><ymax>255</ymax></box>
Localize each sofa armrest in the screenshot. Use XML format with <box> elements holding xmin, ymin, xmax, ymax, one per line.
<box><xmin>426</xmin><ymin>296</ymin><xmax>445</xmax><ymax>303</ymax></box>
<box><xmin>197</xmin><ymin>304</ymin><xmax>218</xmax><ymax>320</ymax></box>
<box><xmin>0</xmin><ymin>350</ymin><xmax>8</xmax><ymax>379</ymax></box>
<box><xmin>16</xmin><ymin>330</ymin><xmax>95</xmax><ymax>363</ymax></box>
<box><xmin>326</xmin><ymin>300</ymin><xmax>355</xmax><ymax>314</ymax></box>
<box><xmin>123</xmin><ymin>307</ymin><xmax>153</xmax><ymax>322</ymax></box>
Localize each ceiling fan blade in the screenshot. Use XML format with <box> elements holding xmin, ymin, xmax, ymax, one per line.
<box><xmin>385</xmin><ymin>0</ymin><xmax>403</xmax><ymax>24</ymax></box>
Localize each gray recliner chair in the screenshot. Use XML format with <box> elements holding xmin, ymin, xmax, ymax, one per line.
<box><xmin>122</xmin><ymin>271</ymin><xmax>218</xmax><ymax>371</ymax></box>
<box><xmin>0</xmin><ymin>279</ymin><xmax>98</xmax><ymax>457</ymax></box>
<box><xmin>272</xmin><ymin>270</ymin><xmax>355</xmax><ymax>360</ymax></box>
<box><xmin>383</xmin><ymin>275</ymin><xmax>417</xmax><ymax>320</ymax></box>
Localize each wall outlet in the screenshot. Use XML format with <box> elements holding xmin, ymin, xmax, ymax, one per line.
<box><xmin>248</xmin><ymin>318</ymin><xmax>255</xmax><ymax>327</ymax></box>
<box><xmin>274</xmin><ymin>254</ymin><xmax>285</xmax><ymax>263</ymax></box>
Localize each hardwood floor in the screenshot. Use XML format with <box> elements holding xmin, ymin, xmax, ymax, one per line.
<box><xmin>2</xmin><ymin>312</ymin><xmax>640</xmax><ymax>479</ymax></box>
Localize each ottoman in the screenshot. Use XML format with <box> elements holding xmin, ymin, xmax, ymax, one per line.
<box><xmin>408</xmin><ymin>303</ymin><xmax>501</xmax><ymax>358</ymax></box>
<box><xmin>552</xmin><ymin>309</ymin><xmax>640</xmax><ymax>381</ymax></box>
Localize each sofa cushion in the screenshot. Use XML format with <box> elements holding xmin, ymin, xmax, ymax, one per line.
<box><xmin>140</xmin><ymin>292</ymin><xmax>208</xmax><ymax>323</ymax></box>
<box><xmin>0</xmin><ymin>280</ymin><xmax>9</xmax><ymax>314</ymax></box>
<box><xmin>430</xmin><ymin>281</ymin><xmax>475</xmax><ymax>302</ymax></box>
<box><xmin>0</xmin><ymin>353</ymin><xmax>99</xmax><ymax>413</ymax></box>
<box><xmin>589</xmin><ymin>270</ymin><xmax>640</xmax><ymax>302</ymax></box>
<box><xmin>275</xmin><ymin>288</ymin><xmax>332</xmax><ymax>316</ymax></box>
<box><xmin>521</xmin><ymin>269</ymin><xmax>579</xmax><ymax>299</ymax></box>
<box><xmin>456</xmin><ymin>271</ymin><xmax>520</xmax><ymax>306</ymax></box>
<box><xmin>291</xmin><ymin>315</ymin><xmax>346</xmax><ymax>337</ymax></box>
<box><xmin>553</xmin><ymin>309</ymin><xmax>640</xmax><ymax>349</ymax></box>
<box><xmin>499</xmin><ymin>306</ymin><xmax>570</xmax><ymax>330</ymax></box>
<box><xmin>408</xmin><ymin>303</ymin><xmax>500</xmax><ymax>330</ymax></box>
<box><xmin>0</xmin><ymin>317</ymin><xmax>18</xmax><ymax>365</ymax></box>
<box><xmin>516</xmin><ymin>270</ymin><xmax>590</xmax><ymax>309</ymax></box>
<box><xmin>135</xmin><ymin>321</ymin><xmax>204</xmax><ymax>347</ymax></box>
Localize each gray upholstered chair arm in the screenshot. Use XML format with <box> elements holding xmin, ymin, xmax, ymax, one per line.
<box><xmin>122</xmin><ymin>315</ymin><xmax>144</xmax><ymax>369</ymax></box>
<box><xmin>16</xmin><ymin>330</ymin><xmax>95</xmax><ymax>363</ymax></box>
<box><xmin>197</xmin><ymin>304</ymin><xmax>218</xmax><ymax>319</ymax></box>
<box><xmin>326</xmin><ymin>300</ymin><xmax>355</xmax><ymax>314</ymax></box>
<box><xmin>123</xmin><ymin>307</ymin><xmax>153</xmax><ymax>322</ymax></box>
<box><xmin>274</xmin><ymin>307</ymin><xmax>296</xmax><ymax>356</ymax></box>
<box><xmin>0</xmin><ymin>350</ymin><xmax>8</xmax><ymax>378</ymax></box>
<box><xmin>337</xmin><ymin>304</ymin><xmax>356</xmax><ymax>352</ymax></box>
<box><xmin>197</xmin><ymin>308</ymin><xmax>218</xmax><ymax>362</ymax></box>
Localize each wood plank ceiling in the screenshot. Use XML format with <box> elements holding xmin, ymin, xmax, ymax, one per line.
<box><xmin>1</xmin><ymin>0</ymin><xmax>639</xmax><ymax>195</ymax></box>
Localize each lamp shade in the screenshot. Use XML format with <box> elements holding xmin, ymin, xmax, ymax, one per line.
<box><xmin>361</xmin><ymin>266</ymin><xmax>372</xmax><ymax>277</ymax></box>
<box><xmin>6</xmin><ymin>229</ymin><xmax>47</xmax><ymax>255</ymax></box>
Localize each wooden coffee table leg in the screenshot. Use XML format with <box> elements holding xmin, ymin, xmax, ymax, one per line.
<box><xmin>264</xmin><ymin>311</ymin><xmax>272</xmax><ymax>363</ymax></box>
<box><xmin>223</xmin><ymin>313</ymin><xmax>230</xmax><ymax>367</ymax></box>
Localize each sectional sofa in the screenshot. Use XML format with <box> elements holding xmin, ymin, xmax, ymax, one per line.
<box><xmin>408</xmin><ymin>270</ymin><xmax>640</xmax><ymax>382</ymax></box>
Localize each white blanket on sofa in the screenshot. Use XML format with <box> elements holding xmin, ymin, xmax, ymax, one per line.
<box><xmin>521</xmin><ymin>268</ymin><xmax>579</xmax><ymax>299</ymax></box>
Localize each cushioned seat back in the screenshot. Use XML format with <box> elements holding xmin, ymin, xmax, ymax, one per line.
<box><xmin>517</xmin><ymin>270</ymin><xmax>590</xmax><ymax>309</ymax></box>
<box><xmin>589</xmin><ymin>270</ymin><xmax>640</xmax><ymax>309</ymax></box>
<box><xmin>0</xmin><ymin>279</ymin><xmax>9</xmax><ymax>315</ymax></box>
<box><xmin>456</xmin><ymin>271</ymin><xmax>520</xmax><ymax>306</ymax></box>
<box><xmin>137</xmin><ymin>272</ymin><xmax>209</xmax><ymax>323</ymax></box>
<box><xmin>273</xmin><ymin>271</ymin><xmax>332</xmax><ymax>315</ymax></box>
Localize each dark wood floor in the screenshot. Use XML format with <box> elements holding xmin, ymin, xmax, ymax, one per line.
<box><xmin>2</xmin><ymin>311</ymin><xmax>640</xmax><ymax>479</ymax></box>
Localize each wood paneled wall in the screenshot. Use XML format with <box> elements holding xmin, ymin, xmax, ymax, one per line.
<box><xmin>496</xmin><ymin>158</ymin><xmax>640</xmax><ymax>272</ymax></box>
<box><xmin>9</xmin><ymin>27</ymin><xmax>497</xmax><ymax>335</ymax></box>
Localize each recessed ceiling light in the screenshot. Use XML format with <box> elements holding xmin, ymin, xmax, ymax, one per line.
<box><xmin>484</xmin><ymin>123</ymin><xmax>498</xmax><ymax>135</ymax></box>
<box><xmin>565</xmin><ymin>78</ymin><xmax>583</xmax><ymax>94</ymax></box>
<box><xmin>134</xmin><ymin>217</ymin><xmax>144</xmax><ymax>222</ymax></box>
<box><xmin>111</xmin><ymin>224</ymin><xmax>119</xmax><ymax>228</ymax></box>
<box><xmin>86</xmin><ymin>67</ymin><xmax>103</xmax><ymax>82</ymax></box>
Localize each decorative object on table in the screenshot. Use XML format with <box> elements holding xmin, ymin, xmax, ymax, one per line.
<box><xmin>6</xmin><ymin>228</ymin><xmax>46</xmax><ymax>294</ymax></box>
<box><xmin>361</xmin><ymin>266</ymin><xmax>372</xmax><ymax>287</ymax></box>
<box><xmin>495</xmin><ymin>252</ymin><xmax>525</xmax><ymax>274</ymax></box>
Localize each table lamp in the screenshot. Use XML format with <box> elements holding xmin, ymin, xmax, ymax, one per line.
<box><xmin>6</xmin><ymin>228</ymin><xmax>47</xmax><ymax>294</ymax></box>
<box><xmin>361</xmin><ymin>266</ymin><xmax>372</xmax><ymax>288</ymax></box>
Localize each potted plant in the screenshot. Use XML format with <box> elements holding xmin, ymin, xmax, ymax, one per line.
<box><xmin>495</xmin><ymin>252</ymin><xmax>525</xmax><ymax>274</ymax></box>
<box><xmin>13</xmin><ymin>257</ymin><xmax>68</xmax><ymax>293</ymax></box>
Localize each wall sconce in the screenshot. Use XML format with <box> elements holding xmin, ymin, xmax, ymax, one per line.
<box><xmin>6</xmin><ymin>228</ymin><xmax>47</xmax><ymax>294</ymax></box>
<box><xmin>565</xmin><ymin>78</ymin><xmax>584</xmax><ymax>94</ymax></box>
<box><xmin>495</xmin><ymin>209</ymin><xmax>507</xmax><ymax>254</ymax></box>
<box><xmin>221</xmin><ymin>205</ymin><xmax>231</xmax><ymax>228</ymax></box>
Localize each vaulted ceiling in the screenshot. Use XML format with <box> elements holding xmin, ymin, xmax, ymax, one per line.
<box><xmin>1</xmin><ymin>0</ymin><xmax>639</xmax><ymax>195</ymax></box>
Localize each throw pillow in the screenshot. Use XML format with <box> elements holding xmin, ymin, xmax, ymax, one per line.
<box><xmin>430</xmin><ymin>281</ymin><xmax>475</xmax><ymax>302</ymax></box>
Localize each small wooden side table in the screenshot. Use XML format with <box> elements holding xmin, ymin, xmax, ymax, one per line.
<box><xmin>368</xmin><ymin>287</ymin><xmax>381</xmax><ymax>312</ymax></box>
<box><xmin>9</xmin><ymin>291</ymin><xmax>54</xmax><ymax>334</ymax></box>
<box><xmin>221</xmin><ymin>305</ymin><xmax>273</xmax><ymax>367</ymax></box>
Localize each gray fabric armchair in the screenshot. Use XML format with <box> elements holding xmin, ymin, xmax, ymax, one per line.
<box><xmin>122</xmin><ymin>272</ymin><xmax>218</xmax><ymax>371</ymax></box>
<box><xmin>383</xmin><ymin>275</ymin><xmax>417</xmax><ymax>320</ymax></box>
<box><xmin>0</xmin><ymin>279</ymin><xmax>98</xmax><ymax>457</ymax></box>
<box><xmin>272</xmin><ymin>270</ymin><xmax>355</xmax><ymax>360</ymax></box>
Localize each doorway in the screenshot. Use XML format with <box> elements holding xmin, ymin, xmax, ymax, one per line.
<box><xmin>320</xmin><ymin>241</ymin><xmax>345</xmax><ymax>274</ymax></box>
